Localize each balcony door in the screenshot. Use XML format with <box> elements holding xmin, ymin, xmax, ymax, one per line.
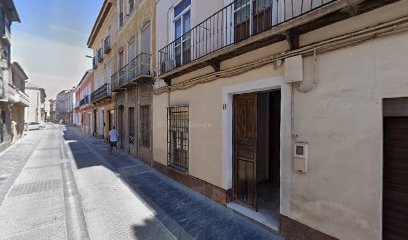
<box><xmin>128</xmin><ymin>39</ymin><xmax>136</xmax><ymax>80</ymax></box>
<box><xmin>141</xmin><ymin>24</ymin><xmax>151</xmax><ymax>75</ymax></box>
<box><xmin>118</xmin><ymin>50</ymin><xmax>125</xmax><ymax>85</ymax></box>
<box><xmin>234</xmin><ymin>0</ymin><xmax>275</xmax><ymax>42</ymax></box>
<box><xmin>174</xmin><ymin>0</ymin><xmax>191</xmax><ymax>67</ymax></box>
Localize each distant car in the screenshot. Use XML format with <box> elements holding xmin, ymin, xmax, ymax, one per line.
<box><xmin>27</xmin><ymin>122</ymin><xmax>41</xmax><ymax>131</ymax></box>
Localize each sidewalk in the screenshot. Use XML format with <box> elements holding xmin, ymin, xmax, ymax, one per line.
<box><xmin>0</xmin><ymin>130</ymin><xmax>42</xmax><ymax>204</ymax></box>
<box><xmin>68</xmin><ymin>127</ymin><xmax>283</xmax><ymax>240</ymax></box>
<box><xmin>0</xmin><ymin>125</ymin><xmax>67</xmax><ymax>239</ymax></box>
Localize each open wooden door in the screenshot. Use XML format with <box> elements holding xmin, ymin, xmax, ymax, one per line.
<box><xmin>233</xmin><ymin>93</ymin><xmax>257</xmax><ymax>210</ymax></box>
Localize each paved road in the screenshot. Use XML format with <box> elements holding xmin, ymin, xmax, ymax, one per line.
<box><xmin>0</xmin><ymin>123</ymin><xmax>282</xmax><ymax>240</ymax></box>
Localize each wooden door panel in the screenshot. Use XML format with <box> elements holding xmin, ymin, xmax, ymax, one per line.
<box><xmin>233</xmin><ymin>93</ymin><xmax>257</xmax><ymax>209</ymax></box>
<box><xmin>383</xmin><ymin>117</ymin><xmax>408</xmax><ymax>240</ymax></box>
<box><xmin>236</xmin><ymin>160</ymin><xmax>256</xmax><ymax>205</ymax></box>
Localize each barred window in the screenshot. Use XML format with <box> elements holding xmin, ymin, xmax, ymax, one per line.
<box><xmin>140</xmin><ymin>105</ymin><xmax>150</xmax><ymax>148</ymax></box>
<box><xmin>167</xmin><ymin>106</ymin><xmax>189</xmax><ymax>172</ymax></box>
<box><xmin>128</xmin><ymin>107</ymin><xmax>135</xmax><ymax>144</ymax></box>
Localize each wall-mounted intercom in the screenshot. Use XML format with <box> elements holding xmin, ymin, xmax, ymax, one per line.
<box><xmin>294</xmin><ymin>142</ymin><xmax>308</xmax><ymax>173</ymax></box>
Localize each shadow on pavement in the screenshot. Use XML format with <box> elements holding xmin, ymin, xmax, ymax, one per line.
<box><xmin>62</xmin><ymin>127</ymin><xmax>282</xmax><ymax>240</ymax></box>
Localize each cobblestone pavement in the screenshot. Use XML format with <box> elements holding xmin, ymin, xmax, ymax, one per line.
<box><xmin>0</xmin><ymin>124</ymin><xmax>67</xmax><ymax>239</ymax></box>
<box><xmin>0</xmin><ymin>130</ymin><xmax>42</xmax><ymax>204</ymax></box>
<box><xmin>67</xmin><ymin>126</ymin><xmax>283</xmax><ymax>240</ymax></box>
<box><xmin>0</xmin><ymin>124</ymin><xmax>283</xmax><ymax>240</ymax></box>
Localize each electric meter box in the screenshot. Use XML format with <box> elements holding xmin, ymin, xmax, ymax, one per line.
<box><xmin>284</xmin><ymin>55</ymin><xmax>303</xmax><ymax>83</ymax></box>
<box><xmin>294</xmin><ymin>143</ymin><xmax>308</xmax><ymax>173</ymax></box>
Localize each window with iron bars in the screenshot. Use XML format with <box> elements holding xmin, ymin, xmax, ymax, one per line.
<box><xmin>140</xmin><ymin>105</ymin><xmax>150</xmax><ymax>148</ymax></box>
<box><xmin>167</xmin><ymin>106</ymin><xmax>189</xmax><ymax>172</ymax></box>
<box><xmin>128</xmin><ymin>0</ymin><xmax>134</xmax><ymax>14</ymax></box>
<box><xmin>128</xmin><ymin>107</ymin><xmax>135</xmax><ymax>144</ymax></box>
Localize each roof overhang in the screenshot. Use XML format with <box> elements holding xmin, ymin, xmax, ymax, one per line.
<box><xmin>2</xmin><ymin>0</ymin><xmax>20</xmax><ymax>23</ymax></box>
<box><xmin>11</xmin><ymin>62</ymin><xmax>28</xmax><ymax>80</ymax></box>
<box><xmin>87</xmin><ymin>0</ymin><xmax>112</xmax><ymax>48</ymax></box>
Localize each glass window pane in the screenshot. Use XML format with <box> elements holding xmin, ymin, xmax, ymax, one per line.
<box><xmin>175</xmin><ymin>19</ymin><xmax>182</xmax><ymax>39</ymax></box>
<box><xmin>174</xmin><ymin>0</ymin><xmax>191</xmax><ymax>18</ymax></box>
<box><xmin>182</xmin><ymin>10</ymin><xmax>191</xmax><ymax>34</ymax></box>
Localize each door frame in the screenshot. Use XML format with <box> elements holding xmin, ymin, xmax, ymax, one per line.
<box><xmin>222</xmin><ymin>75</ymin><xmax>292</xmax><ymax>215</ymax></box>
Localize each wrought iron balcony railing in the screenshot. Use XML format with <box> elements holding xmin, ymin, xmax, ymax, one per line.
<box><xmin>79</xmin><ymin>95</ymin><xmax>91</xmax><ymax>107</ymax></box>
<box><xmin>7</xmin><ymin>83</ymin><xmax>18</xmax><ymax>103</ymax></box>
<box><xmin>91</xmin><ymin>83</ymin><xmax>111</xmax><ymax>103</ymax></box>
<box><xmin>112</xmin><ymin>53</ymin><xmax>151</xmax><ymax>92</ymax></box>
<box><xmin>18</xmin><ymin>90</ymin><xmax>29</xmax><ymax>107</ymax></box>
<box><xmin>104</xmin><ymin>36</ymin><xmax>111</xmax><ymax>54</ymax></box>
<box><xmin>159</xmin><ymin>0</ymin><xmax>337</xmax><ymax>75</ymax></box>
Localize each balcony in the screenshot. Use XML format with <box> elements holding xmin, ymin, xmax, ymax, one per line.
<box><xmin>79</xmin><ymin>95</ymin><xmax>91</xmax><ymax>107</ymax></box>
<box><xmin>112</xmin><ymin>53</ymin><xmax>152</xmax><ymax>92</ymax></box>
<box><xmin>104</xmin><ymin>36</ymin><xmax>111</xmax><ymax>54</ymax></box>
<box><xmin>91</xmin><ymin>83</ymin><xmax>111</xmax><ymax>103</ymax></box>
<box><xmin>3</xmin><ymin>26</ymin><xmax>11</xmax><ymax>43</ymax></box>
<box><xmin>18</xmin><ymin>90</ymin><xmax>29</xmax><ymax>107</ymax></box>
<box><xmin>7</xmin><ymin>83</ymin><xmax>19</xmax><ymax>103</ymax></box>
<box><xmin>98</xmin><ymin>48</ymin><xmax>104</xmax><ymax>63</ymax></box>
<box><xmin>158</xmin><ymin>0</ymin><xmax>395</xmax><ymax>80</ymax></box>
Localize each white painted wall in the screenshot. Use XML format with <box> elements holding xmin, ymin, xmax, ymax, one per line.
<box><xmin>25</xmin><ymin>89</ymin><xmax>41</xmax><ymax>123</ymax></box>
<box><xmin>153</xmin><ymin>1</ymin><xmax>408</xmax><ymax>239</ymax></box>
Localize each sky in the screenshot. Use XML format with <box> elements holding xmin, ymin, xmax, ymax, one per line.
<box><xmin>11</xmin><ymin>0</ymin><xmax>104</xmax><ymax>102</ymax></box>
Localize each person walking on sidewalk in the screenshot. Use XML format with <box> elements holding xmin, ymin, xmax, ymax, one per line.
<box><xmin>108</xmin><ymin>126</ymin><xmax>119</xmax><ymax>156</ymax></box>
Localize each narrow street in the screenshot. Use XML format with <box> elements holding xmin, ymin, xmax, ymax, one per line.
<box><xmin>0</xmin><ymin>124</ymin><xmax>282</xmax><ymax>240</ymax></box>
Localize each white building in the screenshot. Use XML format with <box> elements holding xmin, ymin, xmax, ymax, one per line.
<box><xmin>25</xmin><ymin>82</ymin><xmax>46</xmax><ymax>123</ymax></box>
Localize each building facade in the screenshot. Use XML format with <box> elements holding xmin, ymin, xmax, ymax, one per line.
<box><xmin>154</xmin><ymin>0</ymin><xmax>408</xmax><ymax>239</ymax></box>
<box><xmin>55</xmin><ymin>90</ymin><xmax>66</xmax><ymax>123</ymax></box>
<box><xmin>0</xmin><ymin>0</ymin><xmax>20</xmax><ymax>152</ymax></box>
<box><xmin>48</xmin><ymin>99</ymin><xmax>56</xmax><ymax>122</ymax></box>
<box><xmin>55</xmin><ymin>88</ymin><xmax>74</xmax><ymax>125</ymax></box>
<box><xmin>25</xmin><ymin>82</ymin><xmax>46</xmax><ymax>124</ymax></box>
<box><xmin>107</xmin><ymin>0</ymin><xmax>155</xmax><ymax>164</ymax></box>
<box><xmin>10</xmin><ymin>62</ymin><xmax>29</xmax><ymax>140</ymax></box>
<box><xmin>76</xmin><ymin>70</ymin><xmax>94</xmax><ymax>134</ymax></box>
<box><xmin>87</xmin><ymin>1</ymin><xmax>115</xmax><ymax>139</ymax></box>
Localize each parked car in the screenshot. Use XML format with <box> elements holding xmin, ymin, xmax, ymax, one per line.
<box><xmin>27</xmin><ymin>122</ymin><xmax>41</xmax><ymax>131</ymax></box>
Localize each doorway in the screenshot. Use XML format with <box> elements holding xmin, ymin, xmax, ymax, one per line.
<box><xmin>383</xmin><ymin>117</ymin><xmax>408</xmax><ymax>239</ymax></box>
<box><xmin>108</xmin><ymin>110</ymin><xmax>114</xmax><ymax>131</ymax></box>
<box><xmin>383</xmin><ymin>98</ymin><xmax>408</xmax><ymax>240</ymax></box>
<box><xmin>118</xmin><ymin>106</ymin><xmax>125</xmax><ymax>149</ymax></box>
<box><xmin>93</xmin><ymin>110</ymin><xmax>97</xmax><ymax>136</ymax></box>
<box><xmin>88</xmin><ymin>113</ymin><xmax>91</xmax><ymax>135</ymax></box>
<box><xmin>232</xmin><ymin>90</ymin><xmax>281</xmax><ymax>228</ymax></box>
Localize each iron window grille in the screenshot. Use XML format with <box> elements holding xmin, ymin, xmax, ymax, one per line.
<box><xmin>140</xmin><ymin>105</ymin><xmax>150</xmax><ymax>148</ymax></box>
<box><xmin>167</xmin><ymin>105</ymin><xmax>189</xmax><ymax>172</ymax></box>
<box><xmin>129</xmin><ymin>0</ymin><xmax>134</xmax><ymax>13</ymax></box>
<box><xmin>128</xmin><ymin>107</ymin><xmax>135</xmax><ymax>144</ymax></box>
